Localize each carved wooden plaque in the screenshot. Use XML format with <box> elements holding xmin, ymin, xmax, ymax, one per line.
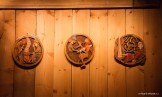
<box><xmin>114</xmin><ymin>34</ymin><xmax>146</xmax><ymax>66</ymax></box>
<box><xmin>65</xmin><ymin>34</ymin><xmax>94</xmax><ymax>68</ymax></box>
<box><xmin>12</xmin><ymin>36</ymin><xmax>43</xmax><ymax>68</ymax></box>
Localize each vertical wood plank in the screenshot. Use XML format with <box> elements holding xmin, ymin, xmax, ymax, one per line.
<box><xmin>14</xmin><ymin>10</ymin><xmax>37</xmax><ymax>97</ymax></box>
<box><xmin>107</xmin><ymin>9</ymin><xmax>126</xmax><ymax>97</ymax></box>
<box><xmin>72</xmin><ymin>10</ymin><xmax>90</xmax><ymax>97</ymax></box>
<box><xmin>35</xmin><ymin>10</ymin><xmax>55</xmax><ymax>97</ymax></box>
<box><xmin>125</xmin><ymin>9</ymin><xmax>145</xmax><ymax>97</ymax></box>
<box><xmin>90</xmin><ymin>10</ymin><xmax>108</xmax><ymax>97</ymax></box>
<box><xmin>0</xmin><ymin>10</ymin><xmax>15</xmax><ymax>97</ymax></box>
<box><xmin>126</xmin><ymin>9</ymin><xmax>143</xmax><ymax>36</ymax></box>
<box><xmin>143</xmin><ymin>9</ymin><xmax>162</xmax><ymax>97</ymax></box>
<box><xmin>53</xmin><ymin>10</ymin><xmax>72</xmax><ymax>97</ymax></box>
<box><xmin>160</xmin><ymin>3</ymin><xmax>162</xmax><ymax>95</ymax></box>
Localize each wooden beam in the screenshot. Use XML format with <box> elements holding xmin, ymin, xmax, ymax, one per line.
<box><xmin>0</xmin><ymin>0</ymin><xmax>160</xmax><ymax>9</ymax></box>
<box><xmin>133</xmin><ymin>0</ymin><xmax>160</xmax><ymax>8</ymax></box>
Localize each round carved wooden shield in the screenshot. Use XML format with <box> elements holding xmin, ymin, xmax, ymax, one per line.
<box><xmin>12</xmin><ymin>36</ymin><xmax>43</xmax><ymax>68</ymax></box>
<box><xmin>65</xmin><ymin>34</ymin><xmax>94</xmax><ymax>67</ymax></box>
<box><xmin>114</xmin><ymin>34</ymin><xmax>146</xmax><ymax>66</ymax></box>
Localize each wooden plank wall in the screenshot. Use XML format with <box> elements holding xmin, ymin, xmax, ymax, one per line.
<box><xmin>0</xmin><ymin>8</ymin><xmax>162</xmax><ymax>97</ymax></box>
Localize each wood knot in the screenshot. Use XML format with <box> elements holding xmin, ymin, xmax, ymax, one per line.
<box><xmin>145</xmin><ymin>32</ymin><xmax>149</xmax><ymax>35</ymax></box>
<box><xmin>4</xmin><ymin>19</ymin><xmax>10</xmax><ymax>23</ymax></box>
<box><xmin>53</xmin><ymin>89</ymin><xmax>57</xmax><ymax>93</ymax></box>
<box><xmin>107</xmin><ymin>72</ymin><xmax>111</xmax><ymax>75</ymax></box>
<box><xmin>68</xmin><ymin>15</ymin><xmax>72</xmax><ymax>18</ymax></box>
<box><xmin>0</xmin><ymin>32</ymin><xmax>4</xmax><ymax>39</ymax></box>
<box><xmin>47</xmin><ymin>10</ymin><xmax>55</xmax><ymax>17</ymax></box>
<box><xmin>75</xmin><ymin>10</ymin><xmax>79</xmax><ymax>13</ymax></box>
<box><xmin>64</xmin><ymin>90</ymin><xmax>68</xmax><ymax>94</ymax></box>
<box><xmin>129</xmin><ymin>11</ymin><xmax>132</xmax><ymax>14</ymax></box>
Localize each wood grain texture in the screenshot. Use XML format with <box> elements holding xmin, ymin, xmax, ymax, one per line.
<box><xmin>53</xmin><ymin>10</ymin><xmax>72</xmax><ymax>97</ymax></box>
<box><xmin>160</xmin><ymin>2</ymin><xmax>162</xmax><ymax>95</ymax></box>
<box><xmin>107</xmin><ymin>9</ymin><xmax>126</xmax><ymax>97</ymax></box>
<box><xmin>0</xmin><ymin>10</ymin><xmax>15</xmax><ymax>97</ymax></box>
<box><xmin>35</xmin><ymin>10</ymin><xmax>55</xmax><ymax>97</ymax></box>
<box><xmin>126</xmin><ymin>9</ymin><xmax>145</xmax><ymax>97</ymax></box>
<box><xmin>143</xmin><ymin>9</ymin><xmax>162</xmax><ymax>97</ymax></box>
<box><xmin>0</xmin><ymin>9</ymin><xmax>162</xmax><ymax>97</ymax></box>
<box><xmin>72</xmin><ymin>10</ymin><xmax>90</xmax><ymax>97</ymax></box>
<box><xmin>90</xmin><ymin>10</ymin><xmax>108</xmax><ymax>97</ymax></box>
<box><xmin>133</xmin><ymin>0</ymin><xmax>160</xmax><ymax>7</ymax></box>
<box><xmin>14</xmin><ymin>10</ymin><xmax>37</xmax><ymax>97</ymax></box>
<box><xmin>0</xmin><ymin>0</ymin><xmax>160</xmax><ymax>8</ymax></box>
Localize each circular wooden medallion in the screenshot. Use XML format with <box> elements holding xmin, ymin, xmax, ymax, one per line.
<box><xmin>114</xmin><ymin>34</ymin><xmax>146</xmax><ymax>66</ymax></box>
<box><xmin>65</xmin><ymin>34</ymin><xmax>94</xmax><ymax>67</ymax></box>
<box><xmin>12</xmin><ymin>36</ymin><xmax>43</xmax><ymax>68</ymax></box>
